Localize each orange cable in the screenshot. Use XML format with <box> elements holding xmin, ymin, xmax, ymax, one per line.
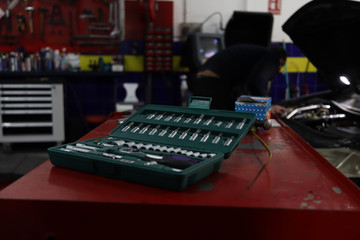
<box><xmin>247</xmin><ymin>127</ymin><xmax>272</xmax><ymax>189</ymax></box>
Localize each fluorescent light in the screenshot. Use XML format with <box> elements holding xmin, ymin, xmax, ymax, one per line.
<box><xmin>339</xmin><ymin>75</ymin><xmax>351</xmax><ymax>85</ymax></box>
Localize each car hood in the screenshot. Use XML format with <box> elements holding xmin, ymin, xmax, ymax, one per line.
<box><xmin>282</xmin><ymin>0</ymin><xmax>360</xmax><ymax>93</ymax></box>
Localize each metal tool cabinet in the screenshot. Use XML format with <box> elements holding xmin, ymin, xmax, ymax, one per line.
<box><xmin>1</xmin><ymin>116</ymin><xmax>360</xmax><ymax>239</ymax></box>
<box><xmin>0</xmin><ymin>83</ymin><xmax>64</xmax><ymax>148</ymax></box>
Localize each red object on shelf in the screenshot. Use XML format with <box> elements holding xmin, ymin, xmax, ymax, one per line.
<box><xmin>1</xmin><ymin>116</ymin><xmax>360</xmax><ymax>239</ymax></box>
<box><xmin>84</xmin><ymin>115</ymin><xmax>108</xmax><ymax>125</ymax></box>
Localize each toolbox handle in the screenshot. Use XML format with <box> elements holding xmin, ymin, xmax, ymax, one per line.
<box><xmin>188</xmin><ymin>96</ymin><xmax>212</xmax><ymax>110</ymax></box>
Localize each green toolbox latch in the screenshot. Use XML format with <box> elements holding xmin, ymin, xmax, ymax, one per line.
<box><xmin>188</xmin><ymin>96</ymin><xmax>212</xmax><ymax>110</ymax></box>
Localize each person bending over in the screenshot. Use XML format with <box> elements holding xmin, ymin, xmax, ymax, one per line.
<box><xmin>191</xmin><ymin>44</ymin><xmax>287</xmax><ymax>115</ymax></box>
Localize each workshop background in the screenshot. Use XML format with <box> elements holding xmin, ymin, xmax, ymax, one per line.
<box><xmin>0</xmin><ymin>0</ymin><xmax>326</xmax><ymax>141</ymax></box>
<box><xmin>0</xmin><ymin>0</ymin><xmax>330</xmax><ymax>185</ymax></box>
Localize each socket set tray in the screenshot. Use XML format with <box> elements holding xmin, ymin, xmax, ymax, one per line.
<box><xmin>48</xmin><ymin>101</ymin><xmax>256</xmax><ymax>191</ymax></box>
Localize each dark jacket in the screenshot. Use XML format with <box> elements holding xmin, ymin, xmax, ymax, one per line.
<box><xmin>198</xmin><ymin>44</ymin><xmax>280</xmax><ymax>96</ymax></box>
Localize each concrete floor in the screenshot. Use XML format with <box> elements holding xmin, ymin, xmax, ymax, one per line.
<box><xmin>0</xmin><ymin>143</ymin><xmax>51</xmax><ymax>190</ymax></box>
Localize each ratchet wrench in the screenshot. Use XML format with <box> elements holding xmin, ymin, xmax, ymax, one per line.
<box><xmin>118</xmin><ymin>147</ymin><xmax>198</xmax><ymax>169</ymax></box>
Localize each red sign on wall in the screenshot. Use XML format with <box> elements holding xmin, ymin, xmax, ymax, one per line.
<box><xmin>268</xmin><ymin>0</ymin><xmax>281</xmax><ymax>15</ymax></box>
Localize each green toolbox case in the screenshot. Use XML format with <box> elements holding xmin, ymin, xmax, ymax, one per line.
<box><xmin>48</xmin><ymin>97</ymin><xmax>256</xmax><ymax>191</ymax></box>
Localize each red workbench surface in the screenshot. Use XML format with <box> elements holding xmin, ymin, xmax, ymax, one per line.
<box><xmin>1</xmin><ymin>116</ymin><xmax>360</xmax><ymax>239</ymax></box>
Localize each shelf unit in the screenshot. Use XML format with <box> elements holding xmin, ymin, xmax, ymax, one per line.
<box><xmin>0</xmin><ymin>82</ymin><xmax>64</xmax><ymax>145</ymax></box>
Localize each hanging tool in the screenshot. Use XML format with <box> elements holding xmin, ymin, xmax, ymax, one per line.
<box><xmin>49</xmin><ymin>4</ymin><xmax>65</xmax><ymax>24</ymax></box>
<box><xmin>4</xmin><ymin>0</ymin><xmax>21</xmax><ymax>32</ymax></box>
<box><xmin>98</xmin><ymin>8</ymin><xmax>103</xmax><ymax>22</ymax></box>
<box><xmin>5</xmin><ymin>5</ymin><xmax>11</xmax><ymax>32</ymax></box>
<box><xmin>79</xmin><ymin>9</ymin><xmax>96</xmax><ymax>20</ymax></box>
<box><xmin>108</xmin><ymin>1</ymin><xmax>114</xmax><ymax>25</ymax></box>
<box><xmin>68</xmin><ymin>11</ymin><xmax>73</xmax><ymax>45</ymax></box>
<box><xmin>0</xmin><ymin>18</ymin><xmax>3</xmax><ymax>34</ymax></box>
<box><xmin>119</xmin><ymin>0</ymin><xmax>125</xmax><ymax>40</ymax></box>
<box><xmin>88</xmin><ymin>25</ymin><xmax>111</xmax><ymax>31</ymax></box>
<box><xmin>140</xmin><ymin>0</ymin><xmax>156</xmax><ymax>27</ymax></box>
<box><xmin>110</xmin><ymin>0</ymin><xmax>120</xmax><ymax>36</ymax></box>
<box><xmin>25</xmin><ymin>6</ymin><xmax>34</xmax><ymax>34</ymax></box>
<box><xmin>5</xmin><ymin>0</ymin><xmax>11</xmax><ymax>32</ymax></box>
<box><xmin>16</xmin><ymin>13</ymin><xmax>26</xmax><ymax>32</ymax></box>
<box><xmin>38</xmin><ymin>7</ymin><xmax>48</xmax><ymax>40</ymax></box>
<box><xmin>147</xmin><ymin>0</ymin><xmax>156</xmax><ymax>26</ymax></box>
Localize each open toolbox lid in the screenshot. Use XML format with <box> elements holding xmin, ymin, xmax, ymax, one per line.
<box><xmin>109</xmin><ymin>99</ymin><xmax>257</xmax><ymax>159</ymax></box>
<box><xmin>282</xmin><ymin>0</ymin><xmax>360</xmax><ymax>93</ymax></box>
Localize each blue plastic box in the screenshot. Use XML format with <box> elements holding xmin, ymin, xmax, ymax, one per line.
<box><xmin>235</xmin><ymin>95</ymin><xmax>272</xmax><ymax>121</ymax></box>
